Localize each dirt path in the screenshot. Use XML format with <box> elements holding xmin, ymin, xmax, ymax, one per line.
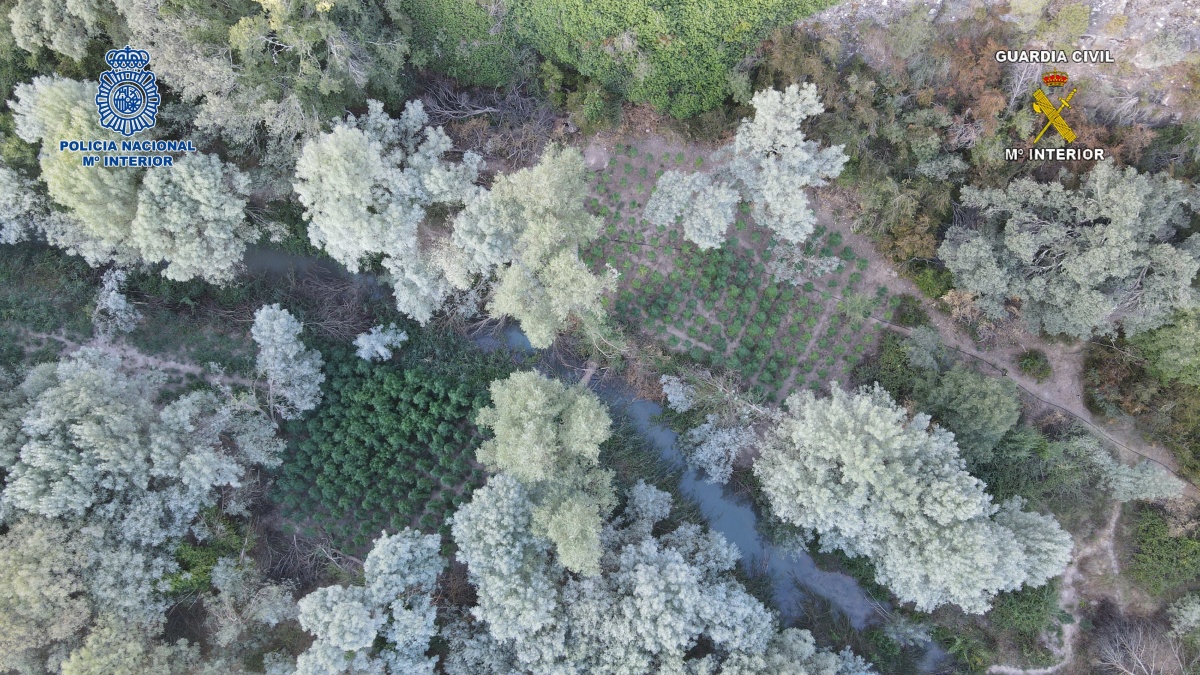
<box><xmin>16</xmin><ymin>328</ymin><xmax>254</xmax><ymax>388</ymax></box>
<box><xmin>988</xmin><ymin>503</ymin><xmax>1124</xmax><ymax>675</ymax></box>
<box><xmin>811</xmin><ymin>198</ymin><xmax>1189</xmax><ymax>490</ymax></box>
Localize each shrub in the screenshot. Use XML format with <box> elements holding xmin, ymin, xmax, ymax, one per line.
<box><xmin>401</xmin><ymin>0</ymin><xmax>525</xmax><ymax>86</ymax></box>
<box><xmin>1129</xmin><ymin>508</ymin><xmax>1200</xmax><ymax>595</ymax></box>
<box><xmin>1017</xmin><ymin>350</ymin><xmax>1053</xmax><ymax>383</ymax></box>
<box><xmin>913</xmin><ymin>266</ymin><xmax>955</xmax><ymax>299</ymax></box>
<box><xmin>892</xmin><ymin>294</ymin><xmax>930</xmax><ymax>327</ymax></box>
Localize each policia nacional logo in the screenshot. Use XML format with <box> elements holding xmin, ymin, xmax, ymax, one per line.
<box><xmin>95</xmin><ymin>46</ymin><xmax>160</xmax><ymax>137</ymax></box>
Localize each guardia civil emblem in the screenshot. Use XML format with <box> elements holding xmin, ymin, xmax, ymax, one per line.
<box><xmin>95</xmin><ymin>46</ymin><xmax>160</xmax><ymax>137</ymax></box>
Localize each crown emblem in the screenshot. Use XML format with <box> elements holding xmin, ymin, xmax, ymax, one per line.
<box><xmin>95</xmin><ymin>46</ymin><xmax>159</xmax><ymax>136</ymax></box>
<box><xmin>1042</xmin><ymin>69</ymin><xmax>1069</xmax><ymax>87</ymax></box>
<box><xmin>104</xmin><ymin>46</ymin><xmax>151</xmax><ymax>71</ymax></box>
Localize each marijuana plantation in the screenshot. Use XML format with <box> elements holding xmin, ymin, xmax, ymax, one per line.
<box><xmin>2</xmin><ymin>0</ymin><xmax>1200</xmax><ymax>673</ymax></box>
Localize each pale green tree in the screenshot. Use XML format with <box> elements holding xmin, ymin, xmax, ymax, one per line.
<box><xmin>10</xmin><ymin>79</ymin><xmax>263</xmax><ymax>282</ymax></box>
<box><xmin>0</xmin><ymin>347</ymin><xmax>286</xmax><ymax>647</ymax></box>
<box><xmin>755</xmin><ymin>384</ymin><xmax>1072</xmax><ymax>613</ymax></box>
<box><xmin>453</xmin><ymin>145</ymin><xmax>614</xmax><ymax>348</ymax></box>
<box><xmin>679</xmin><ymin>415</ymin><xmax>756</xmax><ymax>485</ymax></box>
<box><xmin>939</xmin><ymin>160</ymin><xmax>1200</xmax><ymax>337</ymax></box>
<box><xmin>10</xmin><ymin>77</ymin><xmax>141</xmax><ymax>265</ymax></box>
<box><xmin>94</xmin><ymin>0</ymin><xmax>413</xmax><ymax>173</ymax></box>
<box><xmin>474</xmin><ymin>371</ymin><xmax>615</xmax><ymax>576</ymax></box>
<box><xmin>130</xmin><ymin>153</ymin><xmax>254</xmax><ymax>285</ymax></box>
<box><xmin>0</xmin><ymin>518</ymin><xmax>92</xmax><ymax>674</ymax></box>
<box><xmin>642</xmin><ymin>84</ymin><xmax>847</xmax><ymax>250</ymax></box>
<box><xmin>91</xmin><ymin>269</ymin><xmax>142</xmax><ymax>338</ymax></box>
<box><xmin>294</xmin><ymin>100</ymin><xmax>481</xmax><ymax>323</ymax></box>
<box><xmin>59</xmin><ymin>615</ymin><xmax>201</xmax><ymax>675</ymax></box>
<box><xmin>1131</xmin><ymin>310</ymin><xmax>1200</xmax><ymax>388</ymax></box>
<box><xmin>251</xmin><ymin>304</ymin><xmax>325</xmax><ymax>419</ymax></box>
<box><xmin>8</xmin><ymin>0</ymin><xmax>106</xmax><ymax>61</ymax></box>
<box><xmin>1168</xmin><ymin>594</ymin><xmax>1200</xmax><ymax>638</ymax></box>
<box><xmin>294</xmin><ymin>529</ymin><xmax>444</xmax><ymax>674</ymax></box>
<box><xmin>353</xmin><ymin>324</ymin><xmax>409</xmax><ymax>362</ymax></box>
<box><xmin>0</xmin><ymin>158</ymin><xmax>56</xmax><ymax>245</ymax></box>
<box><xmin>643</xmin><ymin>171</ymin><xmax>739</xmax><ymax>250</ymax></box>
<box><xmin>725</xmin><ymin>84</ymin><xmax>849</xmax><ymax>244</ymax></box>
<box><xmin>449</xmin><ymin>476</ymin><xmax>866</xmax><ymax>673</ymax></box>
<box><xmin>201</xmin><ymin>557</ymin><xmax>297</xmax><ymax>657</ymax></box>
<box><xmin>1058</xmin><ymin>435</ymin><xmax>1185</xmax><ymax>502</ymax></box>
<box><xmin>659</xmin><ymin>374</ymin><xmax>696</xmax><ymax>413</ymax></box>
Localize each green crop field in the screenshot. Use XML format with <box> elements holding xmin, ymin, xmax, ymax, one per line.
<box><xmin>582</xmin><ymin>141</ymin><xmax>890</xmax><ymax>401</ymax></box>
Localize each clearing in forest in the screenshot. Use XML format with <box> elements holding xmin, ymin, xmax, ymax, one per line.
<box><xmin>582</xmin><ymin>137</ymin><xmax>902</xmax><ymax>403</ymax></box>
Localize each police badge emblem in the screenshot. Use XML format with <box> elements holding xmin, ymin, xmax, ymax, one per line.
<box><xmin>95</xmin><ymin>46</ymin><xmax>160</xmax><ymax>137</ymax></box>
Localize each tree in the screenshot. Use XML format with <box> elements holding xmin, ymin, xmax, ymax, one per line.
<box><xmin>678</xmin><ymin>416</ymin><xmax>756</xmax><ymax>485</ymax></box>
<box><xmin>85</xmin><ymin>0</ymin><xmax>415</xmax><ymax>172</ymax></box>
<box><xmin>643</xmin><ymin>171</ymin><xmax>738</xmax><ymax>249</ymax></box>
<box><xmin>294</xmin><ymin>100</ymin><xmax>481</xmax><ymax>323</ymax></box>
<box><xmin>725</xmin><ymin>84</ymin><xmax>849</xmax><ymax>244</ymax></box>
<box><xmin>11</xmin><ymin>77</ymin><xmax>142</xmax><ymax>265</ymax></box>
<box><xmin>450</xmin><ymin>476</ymin><xmax>864</xmax><ymax>673</ymax></box>
<box><xmin>474</xmin><ymin>371</ymin><xmax>615</xmax><ymax>576</ymax></box>
<box><xmin>92</xmin><ymin>268</ymin><xmax>142</xmax><ymax>338</ymax></box>
<box><xmin>453</xmin><ymin>145</ymin><xmax>614</xmax><ymax>348</ymax></box>
<box><xmin>1058</xmin><ymin>435</ymin><xmax>1185</xmax><ymax>502</ymax></box>
<box><xmin>129</xmin><ymin>153</ymin><xmax>254</xmax><ymax>285</ymax></box>
<box><xmin>10</xmin><ymin>79</ymin><xmax>262</xmax><ymax>282</ymax></box>
<box><xmin>659</xmin><ymin>374</ymin><xmax>696</xmax><ymax>413</ymax></box>
<box><xmin>59</xmin><ymin>615</ymin><xmax>202</xmax><ymax>675</ymax></box>
<box><xmin>754</xmin><ymin>384</ymin><xmax>1072</xmax><ymax>613</ymax></box>
<box><xmin>202</xmin><ymin>557</ymin><xmax>297</xmax><ymax>655</ymax></box>
<box><xmin>251</xmin><ymin>304</ymin><xmax>325</xmax><ymax>419</ymax></box>
<box><xmin>0</xmin><ymin>157</ymin><xmax>71</xmax><ymax>246</ymax></box>
<box><xmin>353</xmin><ymin>324</ymin><xmax>409</xmax><ymax>362</ymax></box>
<box><xmin>643</xmin><ymin>85</ymin><xmax>847</xmax><ymax>250</ymax></box>
<box><xmin>0</xmin><ymin>518</ymin><xmax>91</xmax><ymax>674</ymax></box>
<box><xmin>1131</xmin><ymin>310</ymin><xmax>1200</xmax><ymax>388</ymax></box>
<box><xmin>920</xmin><ymin>366</ymin><xmax>1021</xmax><ymax>468</ymax></box>
<box><xmin>0</xmin><ymin>347</ymin><xmax>285</xmax><ymax>630</ymax></box>
<box><xmin>938</xmin><ymin>160</ymin><xmax>1200</xmax><ymax>338</ymax></box>
<box><xmin>8</xmin><ymin>0</ymin><xmax>106</xmax><ymax>61</ymax></box>
<box><xmin>295</xmin><ymin>529</ymin><xmax>444</xmax><ymax>674</ymax></box>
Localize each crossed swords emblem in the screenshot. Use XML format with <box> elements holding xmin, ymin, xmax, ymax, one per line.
<box><xmin>1031</xmin><ymin>86</ymin><xmax>1078</xmax><ymax>144</ymax></box>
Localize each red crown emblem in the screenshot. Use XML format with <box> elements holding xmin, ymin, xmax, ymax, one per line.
<box><xmin>1042</xmin><ymin>69</ymin><xmax>1069</xmax><ymax>87</ymax></box>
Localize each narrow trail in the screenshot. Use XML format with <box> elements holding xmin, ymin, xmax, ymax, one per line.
<box><xmin>15</xmin><ymin>329</ymin><xmax>255</xmax><ymax>388</ymax></box>
<box><xmin>813</xmin><ymin>202</ymin><xmax>1192</xmax><ymax>493</ymax></box>
<box><xmin>987</xmin><ymin>503</ymin><xmax>1124</xmax><ymax>675</ymax></box>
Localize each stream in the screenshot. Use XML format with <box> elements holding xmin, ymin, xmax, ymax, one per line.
<box><xmin>243</xmin><ymin>250</ymin><xmax>947</xmax><ymax>671</ymax></box>
<box><xmin>475</xmin><ymin>325</ymin><xmax>880</xmax><ymax>627</ymax></box>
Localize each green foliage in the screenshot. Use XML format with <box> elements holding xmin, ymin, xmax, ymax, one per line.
<box><xmin>912</xmin><ymin>265</ymin><xmax>954</xmax><ymax>299</ymax></box>
<box><xmin>1128</xmin><ymin>507</ymin><xmax>1200</xmax><ymax>595</ymax></box>
<box><xmin>508</xmin><ymin>0</ymin><xmax>836</xmax><ymax>118</ymax></box>
<box><xmin>1131</xmin><ymin>311</ymin><xmax>1200</xmax><ymax>388</ymax></box>
<box><xmin>1084</xmin><ymin>341</ymin><xmax>1200</xmax><ymax>481</ymax></box>
<box><xmin>940</xmin><ymin>161</ymin><xmax>1199</xmax><ymax>339</ymax></box>
<box><xmin>165</xmin><ymin>513</ymin><xmax>245</xmax><ymax>595</ymax></box>
<box><xmin>1036</xmin><ymin>2</ymin><xmax>1091</xmax><ymax>47</ymax></box>
<box><xmin>920</xmin><ymin>366</ymin><xmax>1022</xmax><ymax>468</ymax></box>
<box><xmin>0</xmin><ymin>242</ymin><xmax>97</xmax><ymax>337</ymax></box>
<box><xmin>892</xmin><ymin>293</ymin><xmax>930</xmax><ymax>327</ymax></box>
<box><xmin>852</xmin><ymin>331</ymin><xmax>926</xmax><ymax>401</ymax></box>
<box><xmin>1017</xmin><ymin>350</ymin><xmax>1053</xmax><ymax>383</ymax></box>
<box><xmin>399</xmin><ymin>0</ymin><xmax>523</xmax><ymax>87</ymax></box>
<box><xmin>276</xmin><ymin>337</ymin><xmax>510</xmax><ymax>547</ymax></box>
<box><xmin>988</xmin><ymin>581</ymin><xmax>1062</xmax><ymax>649</ymax></box>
